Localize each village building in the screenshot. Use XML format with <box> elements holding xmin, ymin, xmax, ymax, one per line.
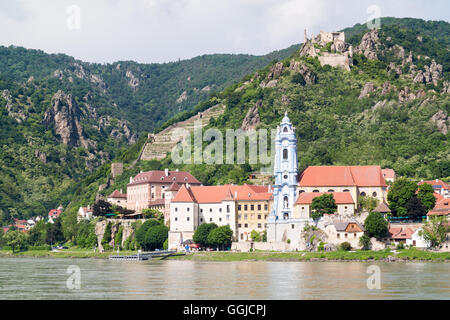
<box><xmin>426</xmin><ymin>197</ymin><xmax>450</xmax><ymax>221</ymax></box>
<box><xmin>294</xmin><ymin>192</ymin><xmax>355</xmax><ymax>218</ymax></box>
<box><xmin>372</xmin><ymin>202</ymin><xmax>391</xmax><ymax>216</ymax></box>
<box><xmin>385</xmin><ymin>226</ymin><xmax>415</xmax><ymax>245</ymax></box>
<box><xmin>418</xmin><ymin>179</ymin><xmax>450</xmax><ymax>198</ymax></box>
<box><xmin>323</xmin><ymin>221</ymin><xmax>365</xmax><ymax>248</ymax></box>
<box><xmin>297</xmin><ymin>165</ymin><xmax>388</xmax><ymax>207</ymax></box>
<box><xmin>126</xmin><ymin>169</ymin><xmax>201</xmax><ymax>216</ymax></box>
<box><xmin>47</xmin><ymin>206</ymin><xmax>63</xmax><ymax>224</ymax></box>
<box><xmin>381</xmin><ymin>168</ymin><xmax>396</xmax><ymax>183</ymax></box>
<box><xmin>107</xmin><ymin>189</ymin><xmax>127</xmax><ymax>208</ymax></box>
<box><xmin>168</xmin><ymin>184</ymin><xmax>272</xmax><ymax>248</ymax></box>
<box><xmin>77</xmin><ymin>206</ymin><xmax>93</xmax><ymax>222</ymax></box>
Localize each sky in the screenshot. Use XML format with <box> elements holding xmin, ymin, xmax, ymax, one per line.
<box><xmin>0</xmin><ymin>0</ymin><xmax>449</xmax><ymax>64</ymax></box>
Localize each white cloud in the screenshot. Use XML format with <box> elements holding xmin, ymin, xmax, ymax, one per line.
<box><xmin>0</xmin><ymin>0</ymin><xmax>448</xmax><ymax>63</ymax></box>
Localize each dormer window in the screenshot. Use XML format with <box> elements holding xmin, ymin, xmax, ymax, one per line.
<box><xmin>184</xmin><ymin>177</ymin><xmax>188</xmax><ymax>181</ymax></box>
<box><xmin>173</xmin><ymin>177</ymin><xmax>176</xmax><ymax>181</ymax></box>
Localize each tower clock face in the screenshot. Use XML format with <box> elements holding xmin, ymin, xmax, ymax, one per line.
<box><xmin>282</xmin><ymin>139</ymin><xmax>289</xmax><ymax>147</ymax></box>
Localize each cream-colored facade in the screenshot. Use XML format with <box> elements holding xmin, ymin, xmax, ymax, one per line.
<box><xmin>236</xmin><ymin>200</ymin><xmax>271</xmax><ymax>241</ymax></box>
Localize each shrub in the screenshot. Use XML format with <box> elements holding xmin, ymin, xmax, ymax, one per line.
<box><xmin>359</xmin><ymin>235</ymin><xmax>371</xmax><ymax>250</ymax></box>
<box><xmin>339</xmin><ymin>242</ymin><xmax>351</xmax><ymax>251</ymax></box>
<box><xmin>396</xmin><ymin>242</ymin><xmax>405</xmax><ymax>250</ymax></box>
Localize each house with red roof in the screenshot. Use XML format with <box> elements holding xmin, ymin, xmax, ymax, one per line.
<box><xmin>168</xmin><ymin>184</ymin><xmax>273</xmax><ymax>248</ymax></box>
<box><xmin>107</xmin><ymin>189</ymin><xmax>127</xmax><ymax>208</ymax></box>
<box><xmin>48</xmin><ymin>206</ymin><xmax>63</xmax><ymax>224</ymax></box>
<box><xmin>381</xmin><ymin>168</ymin><xmax>396</xmax><ymax>183</ymax></box>
<box><xmin>418</xmin><ymin>179</ymin><xmax>449</xmax><ymax>198</ymax></box>
<box><xmin>386</xmin><ymin>226</ymin><xmax>415</xmax><ymax>245</ymax></box>
<box><xmin>126</xmin><ymin>169</ymin><xmax>201</xmax><ymax>217</ymax></box>
<box><xmin>77</xmin><ymin>205</ymin><xmax>94</xmax><ymax>222</ymax></box>
<box><xmin>294</xmin><ymin>192</ymin><xmax>355</xmax><ymax>218</ymax></box>
<box><xmin>297</xmin><ymin>165</ymin><xmax>388</xmax><ymax>209</ymax></box>
<box><xmin>426</xmin><ymin>197</ymin><xmax>450</xmax><ymax>220</ymax></box>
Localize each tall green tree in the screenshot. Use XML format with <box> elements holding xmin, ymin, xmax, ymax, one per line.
<box><xmin>135</xmin><ymin>219</ymin><xmax>161</xmax><ymax>248</ymax></box>
<box><xmin>419</xmin><ymin>216</ymin><xmax>448</xmax><ymax>248</ymax></box>
<box><xmin>207</xmin><ymin>225</ymin><xmax>233</xmax><ymax>250</ymax></box>
<box><xmin>387</xmin><ymin>178</ymin><xmax>418</xmax><ymax>216</ymax></box>
<box><xmin>417</xmin><ymin>183</ymin><xmax>437</xmax><ymax>213</ymax></box>
<box><xmin>406</xmin><ymin>195</ymin><xmax>426</xmax><ymax>219</ymax></box>
<box><xmin>364</xmin><ymin>211</ymin><xmax>389</xmax><ymax>239</ymax></box>
<box><xmin>4</xmin><ymin>230</ymin><xmax>28</xmax><ymax>253</ymax></box>
<box><xmin>311</xmin><ymin>194</ymin><xmax>337</xmax><ymax>221</ymax></box>
<box><xmin>193</xmin><ymin>223</ymin><xmax>218</xmax><ymax>247</ymax></box>
<box><xmin>46</xmin><ymin>218</ymin><xmax>65</xmax><ymax>245</ymax></box>
<box><xmin>143</xmin><ymin>224</ymin><xmax>169</xmax><ymax>251</ymax></box>
<box><xmin>93</xmin><ymin>200</ymin><xmax>112</xmax><ymax>217</ymax></box>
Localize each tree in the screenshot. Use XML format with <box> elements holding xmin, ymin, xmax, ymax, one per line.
<box><xmin>143</xmin><ymin>224</ymin><xmax>169</xmax><ymax>251</ymax></box>
<box><xmin>417</xmin><ymin>183</ymin><xmax>436</xmax><ymax>213</ymax></box>
<box><xmin>250</xmin><ymin>229</ymin><xmax>261</xmax><ymax>242</ymax></box>
<box><xmin>4</xmin><ymin>230</ymin><xmax>28</xmax><ymax>253</ymax></box>
<box><xmin>207</xmin><ymin>225</ymin><xmax>233</xmax><ymax>250</ymax></box>
<box><xmin>193</xmin><ymin>223</ymin><xmax>218</xmax><ymax>247</ymax></box>
<box><xmin>262</xmin><ymin>230</ymin><xmax>267</xmax><ymax>242</ymax></box>
<box><xmin>46</xmin><ymin>218</ymin><xmax>65</xmax><ymax>245</ymax></box>
<box><xmin>339</xmin><ymin>242</ymin><xmax>351</xmax><ymax>251</ymax></box>
<box><xmin>364</xmin><ymin>211</ymin><xmax>388</xmax><ymax>239</ymax></box>
<box><xmin>101</xmin><ymin>222</ymin><xmax>112</xmax><ymax>249</ymax></box>
<box><xmin>135</xmin><ymin>220</ymin><xmax>161</xmax><ymax>248</ymax></box>
<box><xmin>359</xmin><ymin>234</ymin><xmax>371</xmax><ymax>250</ymax></box>
<box><xmin>27</xmin><ymin>220</ymin><xmax>47</xmax><ymax>246</ymax></box>
<box><xmin>358</xmin><ymin>196</ymin><xmax>379</xmax><ymax>212</ymax></box>
<box><xmin>419</xmin><ymin>216</ymin><xmax>448</xmax><ymax>248</ymax></box>
<box><xmin>406</xmin><ymin>195</ymin><xmax>426</xmax><ymax>220</ymax></box>
<box><xmin>141</xmin><ymin>208</ymin><xmax>163</xmax><ymax>221</ymax></box>
<box><xmin>311</xmin><ymin>194</ymin><xmax>337</xmax><ymax>221</ymax></box>
<box><xmin>0</xmin><ymin>228</ymin><xmax>5</xmax><ymax>247</ymax></box>
<box><xmin>93</xmin><ymin>200</ymin><xmax>112</xmax><ymax>217</ymax></box>
<box><xmin>387</xmin><ymin>178</ymin><xmax>417</xmax><ymax>216</ymax></box>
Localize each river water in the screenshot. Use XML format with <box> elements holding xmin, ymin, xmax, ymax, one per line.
<box><xmin>0</xmin><ymin>258</ymin><xmax>448</xmax><ymax>299</ymax></box>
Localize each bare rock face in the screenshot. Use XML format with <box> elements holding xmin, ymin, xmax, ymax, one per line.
<box><xmin>281</xmin><ymin>95</ymin><xmax>290</xmax><ymax>105</ymax></box>
<box><xmin>176</xmin><ymin>91</ymin><xmax>188</xmax><ymax>103</ymax></box>
<box><xmin>34</xmin><ymin>150</ymin><xmax>47</xmax><ymax>163</ymax></box>
<box><xmin>381</xmin><ymin>81</ymin><xmax>392</xmax><ymax>95</ymax></box>
<box><xmin>359</xmin><ymin>82</ymin><xmax>375</xmax><ymax>99</ymax></box>
<box><xmin>110</xmin><ymin>120</ymin><xmax>137</xmax><ymax>144</ymax></box>
<box><xmin>442</xmin><ymin>81</ymin><xmax>450</xmax><ymax>95</ymax></box>
<box><xmin>43</xmin><ymin>90</ymin><xmax>89</xmax><ymax>148</ymax></box>
<box><xmin>289</xmin><ymin>60</ymin><xmax>316</xmax><ymax>84</ymax></box>
<box><xmin>95</xmin><ymin>220</ymin><xmax>107</xmax><ymax>252</ymax></box>
<box><xmin>1</xmin><ymin>89</ymin><xmax>27</xmax><ymax>123</ymax></box>
<box><xmin>398</xmin><ymin>87</ymin><xmax>425</xmax><ymax>103</ymax></box>
<box><xmin>241</xmin><ymin>100</ymin><xmax>261</xmax><ymax>131</ymax></box>
<box><xmin>413</xmin><ymin>60</ymin><xmax>442</xmax><ymax>86</ymax></box>
<box><xmin>201</xmin><ymin>85</ymin><xmax>211</xmax><ymax>92</ymax></box>
<box><xmin>356</xmin><ymin>29</ymin><xmax>380</xmax><ymax>59</ymax></box>
<box><xmin>126</xmin><ymin>70</ymin><xmax>140</xmax><ymax>90</ymax></box>
<box><xmin>431</xmin><ymin>110</ymin><xmax>449</xmax><ymax>134</ymax></box>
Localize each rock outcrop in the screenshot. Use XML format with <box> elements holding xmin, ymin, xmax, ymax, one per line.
<box><xmin>398</xmin><ymin>87</ymin><xmax>425</xmax><ymax>103</ymax></box>
<box><xmin>359</xmin><ymin>82</ymin><xmax>375</xmax><ymax>99</ymax></box>
<box><xmin>43</xmin><ymin>90</ymin><xmax>89</xmax><ymax>148</ymax></box>
<box><xmin>431</xmin><ymin>110</ymin><xmax>449</xmax><ymax>134</ymax></box>
<box><xmin>356</xmin><ymin>29</ymin><xmax>380</xmax><ymax>59</ymax></box>
<box><xmin>241</xmin><ymin>100</ymin><xmax>261</xmax><ymax>131</ymax></box>
<box><xmin>260</xmin><ymin>62</ymin><xmax>284</xmax><ymax>88</ymax></box>
<box><xmin>176</xmin><ymin>91</ymin><xmax>188</xmax><ymax>103</ymax></box>
<box><xmin>413</xmin><ymin>60</ymin><xmax>442</xmax><ymax>86</ymax></box>
<box><xmin>289</xmin><ymin>60</ymin><xmax>316</xmax><ymax>84</ymax></box>
<box><xmin>126</xmin><ymin>70</ymin><xmax>140</xmax><ymax>90</ymax></box>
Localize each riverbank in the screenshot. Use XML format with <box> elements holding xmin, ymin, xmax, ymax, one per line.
<box><xmin>167</xmin><ymin>248</ymin><xmax>450</xmax><ymax>262</ymax></box>
<box><xmin>1</xmin><ymin>248</ymin><xmax>449</xmax><ymax>261</ymax></box>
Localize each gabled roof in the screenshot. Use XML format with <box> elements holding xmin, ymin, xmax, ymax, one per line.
<box><xmin>48</xmin><ymin>209</ymin><xmax>62</xmax><ymax>217</ymax></box>
<box><xmin>298</xmin><ymin>166</ymin><xmax>387</xmax><ymax>187</ymax></box>
<box><xmin>167</xmin><ymin>182</ymin><xmax>181</xmax><ymax>191</ymax></box>
<box><xmin>373</xmin><ymin>202</ymin><xmax>391</xmax><ymax>213</ymax></box>
<box><xmin>108</xmin><ymin>189</ymin><xmax>127</xmax><ymax>199</ymax></box>
<box><xmin>295</xmin><ymin>192</ymin><xmax>354</xmax><ymax>205</ymax></box>
<box><xmin>128</xmin><ymin>170</ymin><xmax>201</xmax><ymax>186</ymax></box>
<box><xmin>332</xmin><ymin>221</ymin><xmax>365</xmax><ymax>232</ymax></box>
<box><xmin>172</xmin><ymin>184</ymin><xmax>197</xmax><ymax>203</ymax></box>
<box><xmin>427</xmin><ymin>198</ymin><xmax>450</xmax><ymax>216</ymax></box>
<box><xmin>388</xmin><ymin>227</ymin><xmax>414</xmax><ymax>240</ymax></box>
<box><xmin>381</xmin><ymin>168</ymin><xmax>396</xmax><ymax>179</ymax></box>
<box><xmin>418</xmin><ymin>179</ymin><xmax>449</xmax><ymax>190</ymax></box>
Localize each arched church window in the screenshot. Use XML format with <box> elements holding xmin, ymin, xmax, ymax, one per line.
<box><xmin>283</xmin><ymin>127</ymin><xmax>288</xmax><ymax>133</ymax></box>
<box><xmin>283</xmin><ymin>196</ymin><xmax>288</xmax><ymax>209</ymax></box>
<box><xmin>372</xmin><ymin>192</ymin><xmax>377</xmax><ymax>197</ymax></box>
<box><xmin>343</xmin><ymin>189</ymin><xmax>350</xmax><ymax>192</ymax></box>
<box><xmin>283</xmin><ymin>149</ymin><xmax>288</xmax><ymax>160</ymax></box>
<box><xmin>299</xmin><ymin>190</ymin><xmax>305</xmax><ymax>195</ymax></box>
<box><xmin>360</xmin><ymin>192</ymin><xmax>366</xmax><ymax>197</ymax></box>
<box><xmin>328</xmin><ymin>189</ymin><xmax>335</xmax><ymax>192</ymax></box>
<box><xmin>313</xmin><ymin>190</ymin><xmax>319</xmax><ymax>193</ymax></box>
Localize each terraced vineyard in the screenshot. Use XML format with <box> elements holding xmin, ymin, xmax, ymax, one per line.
<box><xmin>140</xmin><ymin>104</ymin><xmax>226</xmax><ymax>160</ymax></box>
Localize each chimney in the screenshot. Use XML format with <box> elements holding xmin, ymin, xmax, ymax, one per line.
<box><xmin>165</xmin><ymin>168</ymin><xmax>169</xmax><ymax>176</ymax></box>
<box><xmin>130</xmin><ymin>176</ymin><xmax>133</xmax><ymax>183</ymax></box>
<box><xmin>120</xmin><ymin>189</ymin><xmax>123</xmax><ymax>193</ymax></box>
<box><xmin>186</xmin><ymin>183</ymin><xmax>190</xmax><ymax>189</ymax></box>
<box><xmin>176</xmin><ymin>168</ymin><xmax>179</xmax><ymax>172</ymax></box>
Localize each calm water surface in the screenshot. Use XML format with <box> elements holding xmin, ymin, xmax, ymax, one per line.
<box><xmin>0</xmin><ymin>258</ymin><xmax>448</xmax><ymax>299</ymax></box>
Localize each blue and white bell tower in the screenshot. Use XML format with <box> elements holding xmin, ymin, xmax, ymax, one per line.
<box><xmin>267</xmin><ymin>112</ymin><xmax>309</xmax><ymax>243</ymax></box>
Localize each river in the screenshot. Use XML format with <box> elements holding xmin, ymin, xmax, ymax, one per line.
<box><xmin>0</xmin><ymin>258</ymin><xmax>448</xmax><ymax>299</ymax></box>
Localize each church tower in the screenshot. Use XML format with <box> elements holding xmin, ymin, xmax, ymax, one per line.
<box><xmin>267</xmin><ymin>112</ymin><xmax>299</xmax><ymax>241</ymax></box>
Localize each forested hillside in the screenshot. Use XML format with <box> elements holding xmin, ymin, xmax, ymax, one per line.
<box><xmin>0</xmin><ymin>43</ymin><xmax>300</xmax><ymax>222</ymax></box>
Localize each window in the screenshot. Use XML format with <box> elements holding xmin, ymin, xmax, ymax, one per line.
<box><xmin>210</xmin><ymin>208</ymin><xmax>212</xmax><ymax>212</ymax></box>
<box><xmin>258</xmin><ymin>215</ymin><xmax>261</xmax><ymax>220</ymax></box>
<box><xmin>328</xmin><ymin>189</ymin><xmax>335</xmax><ymax>192</ymax></box>
<box><xmin>344</xmin><ymin>206</ymin><xmax>348</xmax><ymax>210</ymax></box>
<box><xmin>200</xmin><ymin>209</ymin><xmax>203</xmax><ymax>213</ymax></box>
<box><xmin>354</xmin><ymin>234</ymin><xmax>357</xmax><ymax>238</ymax></box>
<box><xmin>200</xmin><ymin>218</ymin><xmax>203</xmax><ymax>222</ymax></box>
<box><xmin>372</xmin><ymin>192</ymin><xmax>377</xmax><ymax>197</ymax></box>
<box><xmin>244</xmin><ymin>214</ymin><xmax>248</xmax><ymax>220</ymax></box>
<box><xmin>244</xmin><ymin>205</ymin><xmax>248</xmax><ymax>210</ymax></box>
<box><xmin>238</xmin><ymin>205</ymin><xmax>242</xmax><ymax>210</ymax></box>
<box><xmin>238</xmin><ymin>214</ymin><xmax>241</xmax><ymax>219</ymax></box>
<box><xmin>343</xmin><ymin>189</ymin><xmax>350</xmax><ymax>192</ymax></box>
<box><xmin>240</xmin><ymin>234</ymin><xmax>243</xmax><ymax>240</ymax></box>
<box><xmin>175</xmin><ymin>217</ymin><xmax>178</xmax><ymax>221</ymax></box>
<box><xmin>283</xmin><ymin>175</ymin><xmax>288</xmax><ymax>180</ymax></box>
<box><xmin>209</xmin><ymin>218</ymin><xmax>212</xmax><ymax>222</ymax></box>
<box><xmin>226</xmin><ymin>215</ymin><xmax>230</xmax><ymax>221</ymax></box>
<box><xmin>258</xmin><ymin>204</ymin><xmax>261</xmax><ymax>211</ymax></box>
<box><xmin>175</xmin><ymin>207</ymin><xmax>178</xmax><ymax>212</ymax></box>
<box><xmin>219</xmin><ymin>218</ymin><xmax>222</xmax><ymax>222</ymax></box>
<box><xmin>264</xmin><ymin>223</ymin><xmax>267</xmax><ymax>228</ymax></box>
<box><xmin>151</xmin><ymin>193</ymin><xmax>155</xmax><ymax>199</ymax></box>
<box><xmin>219</xmin><ymin>208</ymin><xmax>222</xmax><ymax>212</ymax></box>
<box><xmin>313</xmin><ymin>190</ymin><xmax>319</xmax><ymax>193</ymax></box>
<box><xmin>187</xmin><ymin>217</ymin><xmax>190</xmax><ymax>221</ymax></box>
<box><xmin>337</xmin><ymin>233</ymin><xmax>340</xmax><ymax>239</ymax></box>
<box><xmin>258</xmin><ymin>223</ymin><xmax>262</xmax><ymax>228</ymax></box>
<box><xmin>187</xmin><ymin>208</ymin><xmax>190</xmax><ymax>212</ymax></box>
<box><xmin>226</xmin><ymin>205</ymin><xmax>230</xmax><ymax>213</ymax></box>
<box><xmin>283</xmin><ymin>149</ymin><xmax>288</xmax><ymax>159</ymax></box>
<box><xmin>291</xmin><ymin>224</ymin><xmax>295</xmax><ymax>229</ymax></box>
<box><xmin>238</xmin><ymin>224</ymin><xmax>241</xmax><ymax>228</ymax></box>
<box><xmin>250</xmin><ymin>205</ymin><xmax>254</xmax><ymax>211</ymax></box>
<box><xmin>360</xmin><ymin>192</ymin><xmax>366</xmax><ymax>197</ymax></box>
<box><xmin>345</xmin><ymin>233</ymin><xmax>348</xmax><ymax>238</ymax></box>
<box><xmin>264</xmin><ymin>204</ymin><xmax>268</xmax><ymax>210</ymax></box>
<box><xmin>244</xmin><ymin>224</ymin><xmax>248</xmax><ymax>228</ymax></box>
<box><xmin>283</xmin><ymin>127</ymin><xmax>288</xmax><ymax>133</ymax></box>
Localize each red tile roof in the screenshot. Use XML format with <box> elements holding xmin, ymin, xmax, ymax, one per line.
<box><xmin>167</xmin><ymin>182</ymin><xmax>181</xmax><ymax>191</ymax></box>
<box><xmin>295</xmin><ymin>192</ymin><xmax>354</xmax><ymax>205</ymax></box>
<box><xmin>388</xmin><ymin>227</ymin><xmax>414</xmax><ymax>240</ymax></box>
<box><xmin>298</xmin><ymin>166</ymin><xmax>387</xmax><ymax>187</ymax></box>
<box><xmin>381</xmin><ymin>168</ymin><xmax>396</xmax><ymax>179</ymax></box>
<box><xmin>427</xmin><ymin>198</ymin><xmax>450</xmax><ymax>216</ymax></box>
<box><xmin>172</xmin><ymin>184</ymin><xmax>272</xmax><ymax>204</ymax></box>
<box><xmin>108</xmin><ymin>189</ymin><xmax>127</xmax><ymax>199</ymax></box>
<box><xmin>48</xmin><ymin>209</ymin><xmax>62</xmax><ymax>218</ymax></box>
<box><xmin>418</xmin><ymin>179</ymin><xmax>449</xmax><ymax>190</ymax></box>
<box><xmin>128</xmin><ymin>170</ymin><xmax>201</xmax><ymax>186</ymax></box>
